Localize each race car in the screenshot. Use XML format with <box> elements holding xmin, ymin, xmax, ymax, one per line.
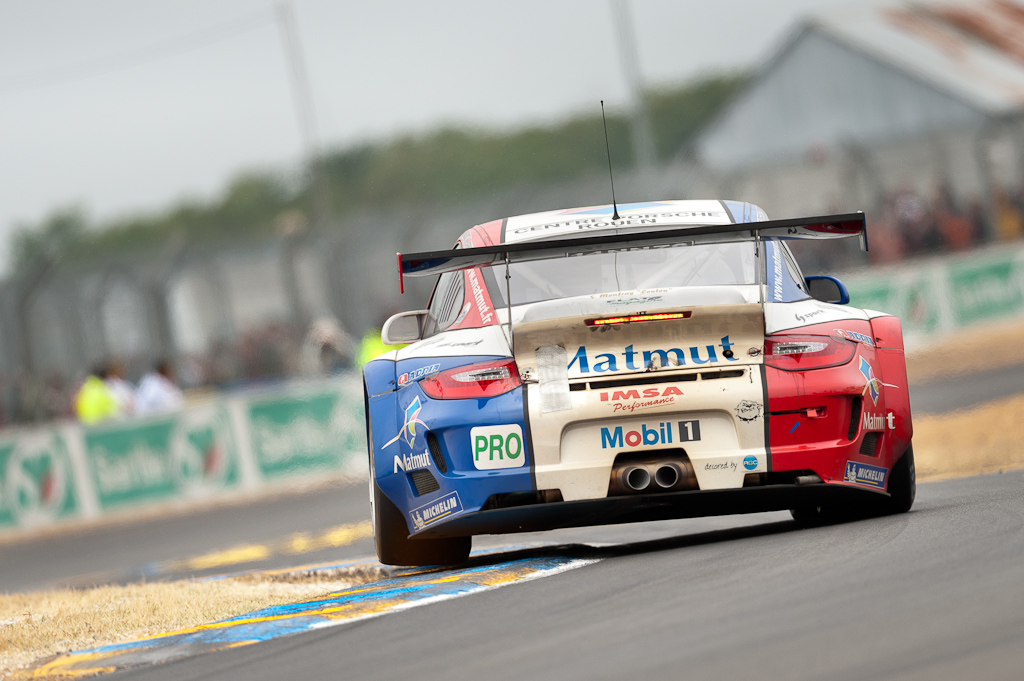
<box><xmin>363</xmin><ymin>200</ymin><xmax>915</xmax><ymax>566</ymax></box>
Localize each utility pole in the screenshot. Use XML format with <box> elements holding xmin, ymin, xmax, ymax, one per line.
<box><xmin>610</xmin><ymin>0</ymin><xmax>657</xmax><ymax>171</ymax></box>
<box><xmin>276</xmin><ymin>1</ymin><xmax>320</xmax><ymax>168</ymax></box>
<box><xmin>275</xmin><ymin>1</ymin><xmax>328</xmax><ymax>331</ymax></box>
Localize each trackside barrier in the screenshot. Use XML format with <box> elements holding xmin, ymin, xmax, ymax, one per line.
<box><xmin>842</xmin><ymin>242</ymin><xmax>1024</xmax><ymax>343</ymax></box>
<box><xmin>0</xmin><ymin>375</ymin><xmax>367</xmax><ymax>534</ymax></box>
<box><xmin>4</xmin><ymin>245</ymin><xmax>1023</xmax><ymax>535</ymax></box>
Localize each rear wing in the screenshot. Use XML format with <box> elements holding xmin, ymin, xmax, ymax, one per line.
<box><xmin>397</xmin><ymin>212</ymin><xmax>866</xmax><ymax>291</ymax></box>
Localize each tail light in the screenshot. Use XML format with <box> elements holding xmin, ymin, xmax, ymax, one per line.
<box><xmin>419</xmin><ymin>359</ymin><xmax>520</xmax><ymax>399</ymax></box>
<box><xmin>765</xmin><ymin>334</ymin><xmax>856</xmax><ymax>371</ymax></box>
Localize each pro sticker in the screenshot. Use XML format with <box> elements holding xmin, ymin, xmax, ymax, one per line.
<box><xmin>470</xmin><ymin>425</ymin><xmax>525</xmax><ymax>470</ymax></box>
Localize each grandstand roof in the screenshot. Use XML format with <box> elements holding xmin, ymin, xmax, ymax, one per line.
<box><xmin>696</xmin><ymin>0</ymin><xmax>1024</xmax><ymax>170</ymax></box>
<box><xmin>816</xmin><ymin>0</ymin><xmax>1024</xmax><ymax>114</ymax></box>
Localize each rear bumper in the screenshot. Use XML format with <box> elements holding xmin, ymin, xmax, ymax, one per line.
<box><xmin>413</xmin><ymin>481</ymin><xmax>886</xmax><ymax>539</ymax></box>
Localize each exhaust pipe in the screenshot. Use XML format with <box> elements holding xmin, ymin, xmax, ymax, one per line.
<box><xmin>618</xmin><ymin>466</ymin><xmax>651</xmax><ymax>489</ymax></box>
<box><xmin>609</xmin><ymin>457</ymin><xmax>699</xmax><ymax>495</ymax></box>
<box><xmin>623</xmin><ymin>466</ymin><xmax>651</xmax><ymax>491</ymax></box>
<box><xmin>654</xmin><ymin>463</ymin><xmax>681</xmax><ymax>489</ymax></box>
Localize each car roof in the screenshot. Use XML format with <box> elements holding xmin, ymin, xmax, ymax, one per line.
<box><xmin>461</xmin><ymin>199</ymin><xmax>769</xmax><ymax>246</ymax></box>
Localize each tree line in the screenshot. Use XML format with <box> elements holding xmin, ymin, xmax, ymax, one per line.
<box><xmin>9</xmin><ymin>72</ymin><xmax>746</xmax><ymax>275</ymax></box>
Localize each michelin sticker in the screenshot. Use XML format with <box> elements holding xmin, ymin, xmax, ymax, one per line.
<box><xmin>410</xmin><ymin>491</ymin><xmax>463</xmax><ymax>530</ymax></box>
<box><xmin>470</xmin><ymin>425</ymin><xmax>525</xmax><ymax>470</ymax></box>
<box><xmin>844</xmin><ymin>461</ymin><xmax>887</xmax><ymax>490</ymax></box>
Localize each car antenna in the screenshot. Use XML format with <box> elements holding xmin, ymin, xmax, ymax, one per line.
<box><xmin>504</xmin><ymin>252</ymin><xmax>514</xmax><ymax>356</ymax></box>
<box><xmin>600</xmin><ymin>100</ymin><xmax>621</xmax><ymax>221</ymax></box>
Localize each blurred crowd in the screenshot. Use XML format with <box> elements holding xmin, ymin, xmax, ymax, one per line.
<box><xmin>74</xmin><ymin>360</ymin><xmax>184</xmax><ymax>424</ymax></box>
<box><xmin>3</xmin><ymin>182</ymin><xmax>1024</xmax><ymax>428</ymax></box>
<box><xmin>791</xmin><ymin>183</ymin><xmax>1024</xmax><ymax>272</ymax></box>
<box><xmin>0</xmin><ymin>317</ymin><xmax>388</xmax><ymax>426</ymax></box>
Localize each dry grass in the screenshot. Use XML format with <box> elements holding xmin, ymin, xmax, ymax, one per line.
<box><xmin>906</xmin><ymin>319</ymin><xmax>1024</xmax><ymax>382</ymax></box>
<box><xmin>4</xmin><ymin>319</ymin><xmax>1024</xmax><ymax>679</ymax></box>
<box><xmin>0</xmin><ymin>568</ymin><xmax>379</xmax><ymax>680</ymax></box>
<box><xmin>913</xmin><ymin>393</ymin><xmax>1024</xmax><ymax>480</ymax></box>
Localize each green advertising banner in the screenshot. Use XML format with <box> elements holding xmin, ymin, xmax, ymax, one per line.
<box><xmin>0</xmin><ymin>430</ymin><xmax>78</xmax><ymax>529</ymax></box>
<box><xmin>0</xmin><ymin>380</ymin><xmax>369</xmax><ymax>534</ymax></box>
<box><xmin>246</xmin><ymin>385</ymin><xmax>365</xmax><ymax>480</ymax></box>
<box><xmin>848</xmin><ymin>273</ymin><xmax>941</xmax><ymax>336</ymax></box>
<box><xmin>947</xmin><ymin>254</ymin><xmax>1024</xmax><ymax>326</ymax></box>
<box><xmin>6</xmin><ymin>243</ymin><xmax>1022</xmax><ymax>536</ymax></box>
<box><xmin>82</xmin><ymin>405</ymin><xmax>239</xmax><ymax>510</ymax></box>
<box><xmin>845</xmin><ymin>245</ymin><xmax>1024</xmax><ymax>338</ymax></box>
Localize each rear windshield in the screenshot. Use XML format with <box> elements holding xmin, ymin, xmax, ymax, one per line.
<box><xmin>485</xmin><ymin>241</ymin><xmax>757</xmax><ymax>306</ymax></box>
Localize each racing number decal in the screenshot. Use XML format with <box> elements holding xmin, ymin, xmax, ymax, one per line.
<box><xmin>677</xmin><ymin>420</ymin><xmax>701</xmax><ymax>442</ymax></box>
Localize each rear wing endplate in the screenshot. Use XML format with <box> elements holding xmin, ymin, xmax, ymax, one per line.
<box><xmin>397</xmin><ymin>212</ymin><xmax>866</xmax><ymax>290</ymax></box>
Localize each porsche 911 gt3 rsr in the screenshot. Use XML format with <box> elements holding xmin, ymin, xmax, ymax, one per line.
<box><xmin>363</xmin><ymin>200</ymin><xmax>915</xmax><ymax>566</ymax></box>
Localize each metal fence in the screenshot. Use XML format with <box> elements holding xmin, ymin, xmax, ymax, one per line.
<box><xmin>3</xmin><ymin>128</ymin><xmax>1024</xmax><ymax>426</ymax></box>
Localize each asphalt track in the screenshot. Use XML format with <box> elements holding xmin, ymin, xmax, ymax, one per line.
<box><xmin>5</xmin><ymin>364</ymin><xmax>1022</xmax><ymax>594</ymax></box>
<box><xmin>909</xmin><ymin>361</ymin><xmax>1024</xmax><ymax>415</ymax></box>
<box><xmin>5</xmin><ymin>364</ymin><xmax>1024</xmax><ymax>680</ymax></box>
<box><xmin>102</xmin><ymin>471</ymin><xmax>1024</xmax><ymax>681</ymax></box>
<box><xmin>0</xmin><ymin>482</ymin><xmax>377</xmax><ymax>592</ymax></box>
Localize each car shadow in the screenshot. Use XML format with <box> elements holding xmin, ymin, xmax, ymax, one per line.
<box><xmin>403</xmin><ymin>518</ymin><xmax>802</xmax><ymax>575</ymax></box>
<box><xmin>406</xmin><ymin>502</ymin><xmax>936</xmax><ymax>575</ymax></box>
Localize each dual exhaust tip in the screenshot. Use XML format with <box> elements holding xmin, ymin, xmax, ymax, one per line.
<box><xmin>608</xmin><ymin>459</ymin><xmax>699</xmax><ymax>496</ymax></box>
<box><xmin>622</xmin><ymin>463</ymin><xmax>683</xmax><ymax>491</ymax></box>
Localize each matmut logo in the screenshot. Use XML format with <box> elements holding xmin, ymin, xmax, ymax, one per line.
<box><xmin>569</xmin><ymin>337</ymin><xmax>739</xmax><ymax>374</ymax></box>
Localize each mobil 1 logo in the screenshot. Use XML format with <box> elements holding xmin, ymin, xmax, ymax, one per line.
<box><xmin>677</xmin><ymin>420</ymin><xmax>701</xmax><ymax>442</ymax></box>
<box><xmin>470</xmin><ymin>425</ymin><xmax>525</xmax><ymax>470</ymax></box>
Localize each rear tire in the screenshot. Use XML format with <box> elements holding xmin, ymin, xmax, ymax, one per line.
<box><xmin>365</xmin><ymin>386</ymin><xmax>470</xmax><ymax>567</ymax></box>
<box><xmin>372</xmin><ymin>478</ymin><xmax>471</xmax><ymax>567</ymax></box>
<box><xmin>879</xmin><ymin>443</ymin><xmax>916</xmax><ymax>515</ymax></box>
<box><xmin>791</xmin><ymin>443</ymin><xmax>916</xmax><ymax>524</ymax></box>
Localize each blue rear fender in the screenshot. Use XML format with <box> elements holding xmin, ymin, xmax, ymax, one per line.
<box><xmin>370</xmin><ymin>355</ymin><xmax>534</xmax><ymax>536</ymax></box>
<box><xmin>363</xmin><ymin>355</ymin><xmax>400</xmax><ymax>476</ymax></box>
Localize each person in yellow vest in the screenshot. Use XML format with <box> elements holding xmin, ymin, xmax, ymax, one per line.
<box><xmin>75</xmin><ymin>366</ymin><xmax>119</xmax><ymax>425</ymax></box>
<box><xmin>355</xmin><ymin>327</ymin><xmax>393</xmax><ymax>369</ymax></box>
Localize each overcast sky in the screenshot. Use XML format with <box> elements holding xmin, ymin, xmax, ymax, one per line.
<box><xmin>0</xmin><ymin>0</ymin><xmax>860</xmax><ymax>269</ymax></box>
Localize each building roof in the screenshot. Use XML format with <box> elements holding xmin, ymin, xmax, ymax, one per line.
<box><xmin>695</xmin><ymin>0</ymin><xmax>1024</xmax><ymax>170</ymax></box>
<box><xmin>814</xmin><ymin>0</ymin><xmax>1024</xmax><ymax>115</ymax></box>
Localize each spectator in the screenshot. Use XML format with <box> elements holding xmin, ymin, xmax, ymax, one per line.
<box><xmin>867</xmin><ymin>196</ymin><xmax>904</xmax><ymax>263</ymax></box>
<box><xmin>968</xmin><ymin>200</ymin><xmax>989</xmax><ymax>244</ymax></box>
<box><xmin>994</xmin><ymin>189</ymin><xmax>1024</xmax><ymax>242</ymax></box>
<box><xmin>135</xmin><ymin>360</ymin><xmax>185</xmax><ymax>416</ymax></box>
<box><xmin>357</xmin><ymin>313</ymin><xmax>405</xmax><ymax>369</ymax></box>
<box><xmin>356</xmin><ymin>327</ymin><xmax>390</xmax><ymax>369</ymax></box>
<box><xmin>75</xmin><ymin>366</ymin><xmax>119</xmax><ymax>425</ymax></box>
<box><xmin>933</xmin><ymin>183</ymin><xmax>974</xmax><ymax>251</ymax></box>
<box><xmin>104</xmin><ymin>361</ymin><xmax>135</xmax><ymax>416</ymax></box>
<box><xmin>301</xmin><ymin>317</ymin><xmax>355</xmax><ymax>376</ymax></box>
